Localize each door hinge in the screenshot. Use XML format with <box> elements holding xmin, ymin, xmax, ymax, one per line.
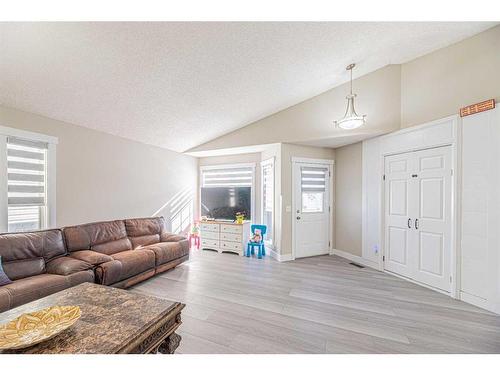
<box><xmin>329</xmin><ymin>241</ymin><xmax>331</xmax><ymax>247</ymax></box>
<box><xmin>382</xmin><ymin>255</ymin><xmax>385</xmax><ymax>261</ymax></box>
<box><xmin>328</xmin><ymin>206</ymin><xmax>331</xmax><ymax>213</ymax></box>
<box><xmin>383</xmin><ymin>174</ymin><xmax>386</xmax><ymax>181</ymax></box>
<box><xmin>451</xmin><ymin>169</ymin><xmax>453</xmax><ymax>176</ymax></box>
<box><xmin>450</xmin><ymin>276</ymin><xmax>452</xmax><ymax>283</ymax></box>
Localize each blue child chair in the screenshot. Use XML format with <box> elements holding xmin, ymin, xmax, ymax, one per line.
<box><xmin>246</xmin><ymin>224</ymin><xmax>267</xmax><ymax>259</ymax></box>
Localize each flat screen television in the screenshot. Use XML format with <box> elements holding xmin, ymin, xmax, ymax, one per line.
<box><xmin>201</xmin><ymin>187</ymin><xmax>251</xmax><ymax>220</ymax></box>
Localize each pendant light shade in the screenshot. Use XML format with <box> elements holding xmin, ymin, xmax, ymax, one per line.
<box><xmin>334</xmin><ymin>63</ymin><xmax>366</xmax><ymax>130</ymax></box>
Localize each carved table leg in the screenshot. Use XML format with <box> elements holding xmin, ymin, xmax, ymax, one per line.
<box><xmin>157</xmin><ymin>332</ymin><xmax>182</xmax><ymax>354</ymax></box>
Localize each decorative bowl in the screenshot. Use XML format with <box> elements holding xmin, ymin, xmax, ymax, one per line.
<box><xmin>0</xmin><ymin>305</ymin><xmax>81</xmax><ymax>350</ymax></box>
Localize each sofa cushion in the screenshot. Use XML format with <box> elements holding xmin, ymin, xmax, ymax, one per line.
<box><xmin>125</xmin><ymin>217</ymin><xmax>165</xmax><ymax>237</ymax></box>
<box><xmin>45</xmin><ymin>257</ymin><xmax>93</xmax><ymax>276</ymax></box>
<box><xmin>95</xmin><ymin>249</ymin><xmax>155</xmax><ymax>286</ymax></box>
<box><xmin>0</xmin><ymin>272</ymin><xmax>94</xmax><ymax>313</ymax></box>
<box><xmin>63</xmin><ymin>220</ymin><xmax>132</xmax><ymax>255</ymax></box>
<box><xmin>125</xmin><ymin>217</ymin><xmax>165</xmax><ymax>248</ymax></box>
<box><xmin>2</xmin><ymin>258</ymin><xmax>45</xmax><ymax>281</ymax></box>
<box><xmin>0</xmin><ymin>229</ymin><xmax>66</xmax><ymax>280</ymax></box>
<box><xmin>70</xmin><ymin>250</ymin><xmax>114</xmax><ymax>265</ymax></box>
<box><xmin>144</xmin><ymin>241</ymin><xmax>189</xmax><ymax>266</ymax></box>
<box><xmin>1</xmin><ymin>274</ymin><xmax>69</xmax><ymax>309</ymax></box>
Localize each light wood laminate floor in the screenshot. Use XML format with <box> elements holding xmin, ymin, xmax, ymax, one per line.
<box><xmin>131</xmin><ymin>250</ymin><xmax>500</xmax><ymax>353</ymax></box>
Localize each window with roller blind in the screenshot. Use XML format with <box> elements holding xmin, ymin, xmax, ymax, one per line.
<box><xmin>200</xmin><ymin>163</ymin><xmax>255</xmax><ymax>220</ymax></box>
<box><xmin>0</xmin><ymin>126</ymin><xmax>57</xmax><ymax>233</ymax></box>
<box><xmin>261</xmin><ymin>158</ymin><xmax>274</xmax><ymax>246</ymax></box>
<box><xmin>301</xmin><ymin>166</ymin><xmax>328</xmax><ymax>213</ymax></box>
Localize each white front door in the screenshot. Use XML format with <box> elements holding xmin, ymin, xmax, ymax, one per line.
<box><xmin>384</xmin><ymin>146</ymin><xmax>452</xmax><ymax>292</ymax></box>
<box><xmin>293</xmin><ymin>162</ymin><xmax>331</xmax><ymax>259</ymax></box>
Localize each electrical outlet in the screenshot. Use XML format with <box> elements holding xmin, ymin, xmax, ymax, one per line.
<box><xmin>373</xmin><ymin>245</ymin><xmax>379</xmax><ymax>254</ymax></box>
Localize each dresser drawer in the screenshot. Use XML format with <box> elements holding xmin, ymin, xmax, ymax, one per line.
<box><xmin>221</xmin><ymin>224</ymin><xmax>242</xmax><ymax>234</ymax></box>
<box><xmin>200</xmin><ymin>223</ymin><xmax>219</xmax><ymax>232</ymax></box>
<box><xmin>201</xmin><ymin>239</ymin><xmax>219</xmax><ymax>248</ymax></box>
<box><xmin>220</xmin><ymin>232</ymin><xmax>242</xmax><ymax>242</ymax></box>
<box><xmin>220</xmin><ymin>241</ymin><xmax>243</xmax><ymax>252</ymax></box>
<box><xmin>201</xmin><ymin>230</ymin><xmax>219</xmax><ymax>240</ymax></box>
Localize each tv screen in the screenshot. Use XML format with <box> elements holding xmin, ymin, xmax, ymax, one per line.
<box><xmin>201</xmin><ymin>187</ymin><xmax>251</xmax><ymax>220</ymax></box>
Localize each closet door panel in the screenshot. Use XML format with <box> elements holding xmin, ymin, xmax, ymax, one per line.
<box><xmin>384</xmin><ymin>152</ymin><xmax>414</xmax><ymax>278</ymax></box>
<box><xmin>413</xmin><ymin>146</ymin><xmax>452</xmax><ymax>291</ymax></box>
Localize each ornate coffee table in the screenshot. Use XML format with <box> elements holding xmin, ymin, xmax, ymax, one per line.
<box><xmin>0</xmin><ymin>282</ymin><xmax>184</xmax><ymax>354</ymax></box>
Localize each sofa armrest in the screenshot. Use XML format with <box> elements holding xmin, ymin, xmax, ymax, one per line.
<box><xmin>69</xmin><ymin>250</ymin><xmax>114</xmax><ymax>266</ymax></box>
<box><xmin>160</xmin><ymin>232</ymin><xmax>186</xmax><ymax>242</ymax></box>
<box><xmin>46</xmin><ymin>256</ymin><xmax>93</xmax><ymax>276</ymax></box>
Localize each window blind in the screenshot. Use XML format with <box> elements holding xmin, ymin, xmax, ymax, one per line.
<box><xmin>262</xmin><ymin>163</ymin><xmax>273</xmax><ymax>212</ymax></box>
<box><xmin>301</xmin><ymin>166</ymin><xmax>327</xmax><ymax>192</ymax></box>
<box><xmin>7</xmin><ymin>137</ymin><xmax>48</xmax><ymax>206</ymax></box>
<box><xmin>202</xmin><ymin>166</ymin><xmax>253</xmax><ymax>187</ymax></box>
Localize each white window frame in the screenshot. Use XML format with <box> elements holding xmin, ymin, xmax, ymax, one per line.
<box><xmin>0</xmin><ymin>125</ymin><xmax>58</xmax><ymax>232</ymax></box>
<box><xmin>260</xmin><ymin>157</ymin><xmax>275</xmax><ymax>248</ymax></box>
<box><xmin>199</xmin><ymin>163</ymin><xmax>255</xmax><ymax>222</ymax></box>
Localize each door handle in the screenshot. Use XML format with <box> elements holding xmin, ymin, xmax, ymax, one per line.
<box><xmin>296</xmin><ymin>216</ymin><xmax>301</xmax><ymax>220</ymax></box>
<box><xmin>407</xmin><ymin>218</ymin><xmax>412</xmax><ymax>229</ymax></box>
<box><xmin>415</xmin><ymin>219</ymin><xmax>419</xmax><ymax>230</ymax></box>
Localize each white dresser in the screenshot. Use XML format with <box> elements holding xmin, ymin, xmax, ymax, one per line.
<box><xmin>200</xmin><ymin>220</ymin><xmax>250</xmax><ymax>256</ymax></box>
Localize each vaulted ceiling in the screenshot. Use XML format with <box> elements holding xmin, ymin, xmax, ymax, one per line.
<box><xmin>0</xmin><ymin>22</ymin><xmax>494</xmax><ymax>152</ymax></box>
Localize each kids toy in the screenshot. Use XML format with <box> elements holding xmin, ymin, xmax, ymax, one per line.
<box><xmin>188</xmin><ymin>221</ymin><xmax>201</xmax><ymax>250</ymax></box>
<box><xmin>235</xmin><ymin>212</ymin><xmax>245</xmax><ymax>224</ymax></box>
<box><xmin>245</xmin><ymin>224</ymin><xmax>267</xmax><ymax>259</ymax></box>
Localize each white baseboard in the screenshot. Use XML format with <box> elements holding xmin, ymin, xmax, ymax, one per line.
<box><xmin>460</xmin><ymin>291</ymin><xmax>500</xmax><ymax>315</ymax></box>
<box><xmin>331</xmin><ymin>249</ymin><xmax>379</xmax><ymax>270</ymax></box>
<box><xmin>269</xmin><ymin>248</ymin><xmax>293</xmax><ymax>262</ymax></box>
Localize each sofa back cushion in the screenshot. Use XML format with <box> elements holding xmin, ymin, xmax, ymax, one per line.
<box><xmin>63</xmin><ymin>220</ymin><xmax>132</xmax><ymax>255</ymax></box>
<box><xmin>0</xmin><ymin>229</ymin><xmax>65</xmax><ymax>280</ymax></box>
<box><xmin>125</xmin><ymin>217</ymin><xmax>165</xmax><ymax>248</ymax></box>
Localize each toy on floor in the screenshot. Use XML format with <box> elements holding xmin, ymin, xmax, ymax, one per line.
<box><xmin>245</xmin><ymin>224</ymin><xmax>267</xmax><ymax>259</ymax></box>
<box><xmin>188</xmin><ymin>221</ymin><xmax>201</xmax><ymax>250</ymax></box>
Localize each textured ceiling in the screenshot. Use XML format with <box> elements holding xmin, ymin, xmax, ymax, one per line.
<box><xmin>0</xmin><ymin>22</ymin><xmax>495</xmax><ymax>152</ymax></box>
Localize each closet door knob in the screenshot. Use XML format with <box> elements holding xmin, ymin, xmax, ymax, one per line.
<box><xmin>407</xmin><ymin>218</ymin><xmax>412</xmax><ymax>229</ymax></box>
<box><xmin>415</xmin><ymin>219</ymin><xmax>419</xmax><ymax>230</ymax></box>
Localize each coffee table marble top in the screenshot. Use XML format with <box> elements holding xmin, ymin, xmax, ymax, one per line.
<box><xmin>0</xmin><ymin>282</ymin><xmax>183</xmax><ymax>354</ymax></box>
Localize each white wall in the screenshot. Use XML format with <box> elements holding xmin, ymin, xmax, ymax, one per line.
<box><xmin>0</xmin><ymin>105</ymin><xmax>198</xmax><ymax>229</ymax></box>
<box><xmin>460</xmin><ymin>108</ymin><xmax>500</xmax><ymax>314</ymax></box>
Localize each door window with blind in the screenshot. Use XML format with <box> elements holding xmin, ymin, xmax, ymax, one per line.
<box><xmin>301</xmin><ymin>166</ymin><xmax>328</xmax><ymax>213</ymax></box>
<box><xmin>261</xmin><ymin>158</ymin><xmax>274</xmax><ymax>245</ymax></box>
<box><xmin>0</xmin><ymin>127</ymin><xmax>57</xmax><ymax>233</ymax></box>
<box><xmin>200</xmin><ymin>164</ymin><xmax>254</xmax><ymax>221</ymax></box>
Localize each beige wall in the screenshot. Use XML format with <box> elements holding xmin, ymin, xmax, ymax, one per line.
<box><xmin>0</xmin><ymin>105</ymin><xmax>198</xmax><ymax>228</ymax></box>
<box><xmin>401</xmin><ymin>26</ymin><xmax>500</xmax><ymax>127</ymax></box>
<box><xmin>189</xmin><ymin>65</ymin><xmax>401</xmax><ymax>152</ymax></box>
<box><xmin>280</xmin><ymin>143</ymin><xmax>336</xmax><ymax>255</ymax></box>
<box><xmin>334</xmin><ymin>142</ymin><xmax>362</xmax><ymax>256</ymax></box>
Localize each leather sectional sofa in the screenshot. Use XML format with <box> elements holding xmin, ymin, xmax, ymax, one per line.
<box><xmin>0</xmin><ymin>217</ymin><xmax>189</xmax><ymax>313</ymax></box>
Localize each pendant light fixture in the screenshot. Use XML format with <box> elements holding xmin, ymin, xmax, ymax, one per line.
<box><xmin>334</xmin><ymin>63</ymin><xmax>366</xmax><ymax>130</ymax></box>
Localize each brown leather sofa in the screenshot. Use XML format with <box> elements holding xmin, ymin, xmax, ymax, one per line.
<box><xmin>0</xmin><ymin>229</ymin><xmax>94</xmax><ymax>313</ymax></box>
<box><xmin>63</xmin><ymin>217</ymin><xmax>189</xmax><ymax>288</ymax></box>
<box><xmin>0</xmin><ymin>217</ymin><xmax>189</xmax><ymax>313</ymax></box>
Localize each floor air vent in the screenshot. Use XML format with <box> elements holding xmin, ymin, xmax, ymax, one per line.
<box><xmin>349</xmin><ymin>262</ymin><xmax>365</xmax><ymax>269</ymax></box>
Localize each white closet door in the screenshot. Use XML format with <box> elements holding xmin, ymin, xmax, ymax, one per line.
<box><xmin>413</xmin><ymin>146</ymin><xmax>452</xmax><ymax>292</ymax></box>
<box><xmin>384</xmin><ymin>146</ymin><xmax>452</xmax><ymax>292</ymax></box>
<box><xmin>384</xmin><ymin>152</ymin><xmax>415</xmax><ymax>278</ymax></box>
